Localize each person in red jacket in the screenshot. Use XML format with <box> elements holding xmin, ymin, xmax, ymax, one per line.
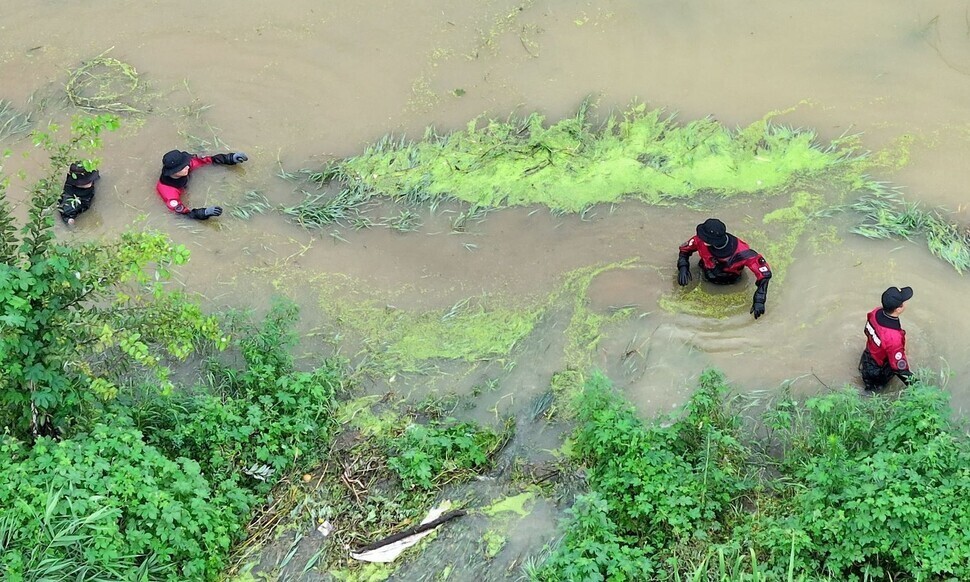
<box><xmin>156</xmin><ymin>149</ymin><xmax>248</xmax><ymax>219</ymax></box>
<box><xmin>677</xmin><ymin>218</ymin><xmax>772</xmax><ymax>319</ymax></box>
<box><xmin>860</xmin><ymin>286</ymin><xmax>914</xmax><ymax>391</ymax></box>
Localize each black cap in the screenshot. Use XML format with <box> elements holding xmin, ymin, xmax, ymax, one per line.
<box><xmin>66</xmin><ymin>162</ymin><xmax>100</xmax><ymax>186</ymax></box>
<box><xmin>161</xmin><ymin>150</ymin><xmax>192</xmax><ymax>177</ymax></box>
<box><xmin>881</xmin><ymin>286</ymin><xmax>913</xmax><ymax>311</ymax></box>
<box><xmin>696</xmin><ymin>218</ymin><xmax>729</xmax><ymax>248</ymax></box>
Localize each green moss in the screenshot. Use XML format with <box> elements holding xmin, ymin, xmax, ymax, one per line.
<box><xmin>386</xmin><ymin>304</ymin><xmax>540</xmax><ymax>365</ymax></box>
<box><xmin>482</xmin><ymin>491</ymin><xmax>535</xmax><ymax>517</ymax></box>
<box><xmin>311</xmin><ymin>274</ymin><xmax>544</xmax><ymax>375</ymax></box>
<box><xmin>868</xmin><ymin>133</ymin><xmax>917</xmax><ymax>172</ymax></box>
<box><xmin>482</xmin><ymin>530</ymin><xmax>507</xmax><ymax>559</ymax></box>
<box><xmin>659</xmin><ymin>285</ymin><xmax>751</xmax><ymax>319</ymax></box>
<box><xmin>559</xmin><ymin>260</ymin><xmax>639</xmax><ymax>371</ymax></box>
<box><xmin>810</xmin><ymin>225</ymin><xmax>843</xmax><ymax>254</ymax></box>
<box><xmin>305</xmin><ymin>260</ymin><xmax>639</xmax><ymax>380</ymax></box>
<box><xmin>336</xmin><ymin>396</ymin><xmax>406</xmax><ymax>438</ymax></box>
<box><xmin>330</xmin><ymin>101</ymin><xmax>860</xmax><ymax>213</ymax></box>
<box><xmin>331</xmin><ymin>563</ymin><xmax>395</xmax><ymax>582</ymax></box>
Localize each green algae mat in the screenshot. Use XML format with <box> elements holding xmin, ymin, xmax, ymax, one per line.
<box><xmin>330</xmin><ymin>101</ymin><xmax>862</xmax><ymax>212</ymax></box>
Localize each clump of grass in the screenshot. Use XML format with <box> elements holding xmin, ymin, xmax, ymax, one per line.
<box><xmin>851</xmin><ymin>190</ymin><xmax>970</xmax><ymax>273</ymax></box>
<box><xmin>280</xmin><ymin>187</ymin><xmax>372</xmax><ymax>229</ymax></box>
<box><xmin>230</xmin><ymin>191</ymin><xmax>273</xmax><ymax>220</ymax></box>
<box><xmin>0</xmin><ymin>99</ymin><xmax>32</xmax><ymax>141</ymax></box>
<box><xmin>383</xmin><ymin>209</ymin><xmax>422</xmax><ymax>233</ymax></box>
<box><xmin>65</xmin><ymin>49</ymin><xmax>144</xmax><ymax>114</ymax></box>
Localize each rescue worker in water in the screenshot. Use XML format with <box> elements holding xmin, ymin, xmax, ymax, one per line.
<box><xmin>676</xmin><ymin>218</ymin><xmax>772</xmax><ymax>319</ymax></box>
<box><xmin>155</xmin><ymin>149</ymin><xmax>248</xmax><ymax>219</ymax></box>
<box><xmin>860</xmin><ymin>286</ymin><xmax>914</xmax><ymax>392</ymax></box>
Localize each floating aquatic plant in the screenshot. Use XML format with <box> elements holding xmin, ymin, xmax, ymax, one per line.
<box><xmin>305</xmin><ymin>100</ymin><xmax>862</xmax><ymax>213</ymax></box>
<box><xmin>0</xmin><ymin>99</ymin><xmax>32</xmax><ymax>141</ymax></box>
<box><xmin>229</xmin><ymin>190</ymin><xmax>273</xmax><ymax>220</ymax></box>
<box><xmin>65</xmin><ymin>49</ymin><xmax>145</xmax><ymax>114</ymax></box>
<box><xmin>851</xmin><ymin>190</ymin><xmax>970</xmax><ymax>273</ymax></box>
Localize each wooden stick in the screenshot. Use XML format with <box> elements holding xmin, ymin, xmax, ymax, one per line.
<box><xmin>353</xmin><ymin>509</ymin><xmax>466</xmax><ymax>554</ymax></box>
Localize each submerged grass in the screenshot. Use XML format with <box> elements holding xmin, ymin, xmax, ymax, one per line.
<box><xmin>0</xmin><ymin>99</ymin><xmax>33</xmax><ymax>142</ymax></box>
<box><xmin>253</xmin><ymin>256</ymin><xmax>640</xmax><ymax>384</ymax></box>
<box><xmin>308</xmin><ymin>100</ymin><xmax>861</xmax><ymax>213</ymax></box>
<box><xmin>229</xmin><ymin>190</ymin><xmax>273</xmax><ymax>220</ymax></box>
<box><xmin>308</xmin><ymin>275</ymin><xmax>545</xmax><ymax>376</ymax></box>
<box><xmin>850</xmin><ymin>189</ymin><xmax>970</xmax><ymax>273</ymax></box>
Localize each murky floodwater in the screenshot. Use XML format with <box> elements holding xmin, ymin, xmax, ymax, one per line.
<box><xmin>3</xmin><ymin>0</ymin><xmax>970</xmax><ymax>577</ymax></box>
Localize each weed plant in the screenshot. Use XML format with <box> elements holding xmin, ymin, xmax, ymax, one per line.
<box><xmin>0</xmin><ymin>298</ymin><xmax>345</xmax><ymax>580</ymax></box>
<box><xmin>229</xmin><ymin>190</ymin><xmax>273</xmax><ymax>220</ymax></box>
<box><xmin>534</xmin><ymin>372</ymin><xmax>970</xmax><ymax>581</ymax></box>
<box><xmin>851</xmin><ymin>190</ymin><xmax>970</xmax><ymax>273</ymax></box>
<box><xmin>387</xmin><ymin>419</ymin><xmax>504</xmax><ymax>490</ymax></box>
<box><xmin>0</xmin><ymin>99</ymin><xmax>32</xmax><ymax>142</ymax></box>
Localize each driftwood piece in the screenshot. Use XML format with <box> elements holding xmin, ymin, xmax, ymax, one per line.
<box><xmin>354</xmin><ymin>509</ymin><xmax>466</xmax><ymax>554</ymax></box>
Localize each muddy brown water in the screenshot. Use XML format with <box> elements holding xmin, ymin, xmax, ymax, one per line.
<box><xmin>3</xmin><ymin>0</ymin><xmax>970</xmax><ymax>578</ymax></box>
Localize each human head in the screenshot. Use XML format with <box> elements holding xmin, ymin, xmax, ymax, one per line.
<box><xmin>696</xmin><ymin>218</ymin><xmax>729</xmax><ymax>249</ymax></box>
<box><xmin>66</xmin><ymin>162</ymin><xmax>100</xmax><ymax>188</ymax></box>
<box><xmin>881</xmin><ymin>286</ymin><xmax>913</xmax><ymax>315</ymax></box>
<box><xmin>162</xmin><ymin>150</ymin><xmax>192</xmax><ymax>178</ymax></box>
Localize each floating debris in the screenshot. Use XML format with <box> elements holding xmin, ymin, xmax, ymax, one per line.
<box><xmin>66</xmin><ymin>48</ymin><xmax>145</xmax><ymax>113</ymax></box>
<box><xmin>851</xmin><ymin>189</ymin><xmax>970</xmax><ymax>273</ymax></box>
<box><xmin>0</xmin><ymin>99</ymin><xmax>32</xmax><ymax>141</ymax></box>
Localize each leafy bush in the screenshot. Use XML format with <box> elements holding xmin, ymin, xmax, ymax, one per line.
<box><xmin>0</xmin><ymin>115</ymin><xmax>224</xmax><ymax>438</ymax></box>
<box><xmin>538</xmin><ymin>492</ymin><xmax>653</xmax><ymax>581</ymax></box>
<box><xmin>1</xmin><ymin>296</ymin><xmax>346</xmax><ymax>580</ymax></box>
<box><xmin>536</xmin><ymin>370</ymin><xmax>750</xmax><ymax>580</ymax></box>
<box><xmin>141</xmin><ymin>298</ymin><xmax>342</xmax><ymax>490</ymax></box>
<box><xmin>536</xmin><ymin>372</ymin><xmax>970</xmax><ymax>581</ymax></box>
<box><xmin>0</xmin><ymin>425</ymin><xmax>251</xmax><ymax>580</ymax></box>
<box><xmin>751</xmin><ymin>385</ymin><xmax>970</xmax><ymax>579</ymax></box>
<box><xmin>150</xmin><ymin>366</ymin><xmax>340</xmax><ymax>491</ymax></box>
<box><xmin>387</xmin><ymin>419</ymin><xmax>501</xmax><ymax>490</ymax></box>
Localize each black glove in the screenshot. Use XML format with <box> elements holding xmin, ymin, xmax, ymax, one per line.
<box><xmin>678</xmin><ymin>266</ymin><xmax>691</xmax><ymax>286</ymax></box>
<box><xmin>189</xmin><ymin>206</ymin><xmax>223</xmax><ymax>220</ymax></box>
<box><xmin>676</xmin><ymin>252</ymin><xmax>692</xmax><ymax>286</ymax></box>
<box><xmin>751</xmin><ymin>278</ymin><xmax>769</xmax><ymax>319</ymax></box>
<box><xmin>211</xmin><ymin>153</ymin><xmax>247</xmax><ymax>165</ymax></box>
<box><xmin>751</xmin><ymin>301</ymin><xmax>765</xmax><ymax>319</ymax></box>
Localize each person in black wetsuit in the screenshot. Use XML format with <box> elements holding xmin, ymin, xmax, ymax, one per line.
<box><xmin>58</xmin><ymin>162</ymin><xmax>101</xmax><ymax>226</ymax></box>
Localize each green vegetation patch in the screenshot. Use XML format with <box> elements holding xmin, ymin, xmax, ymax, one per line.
<box><xmin>850</xmin><ymin>188</ymin><xmax>970</xmax><ymax>273</ymax></box>
<box><xmin>312</xmin><ymin>101</ymin><xmax>861</xmax><ymax>213</ymax></box>
<box><xmin>387</xmin><ymin>419</ymin><xmax>505</xmax><ymax>490</ymax></box>
<box><xmin>481</xmin><ymin>491</ymin><xmax>535</xmax><ymax>518</ymax></box>
<box><xmin>309</xmin><ymin>260</ymin><xmax>639</xmax><ymax>379</ymax></box>
<box><xmin>536</xmin><ymin>370</ymin><xmax>970</xmax><ymax>580</ymax></box>
<box><xmin>560</xmin><ymin>260</ymin><xmax>640</xmax><ymax>372</ymax></box>
<box><xmin>312</xmin><ymin>274</ymin><xmax>545</xmax><ymax>375</ymax></box>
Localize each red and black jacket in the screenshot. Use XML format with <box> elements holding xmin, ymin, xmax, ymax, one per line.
<box><xmin>864</xmin><ymin>307</ymin><xmax>912</xmax><ymax>377</ymax></box>
<box><xmin>678</xmin><ymin>234</ymin><xmax>772</xmax><ymax>307</ymax></box>
<box><xmin>679</xmin><ymin>235</ymin><xmax>771</xmax><ymax>282</ymax></box>
<box><xmin>155</xmin><ymin>153</ymin><xmax>235</xmax><ymax>219</ymax></box>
